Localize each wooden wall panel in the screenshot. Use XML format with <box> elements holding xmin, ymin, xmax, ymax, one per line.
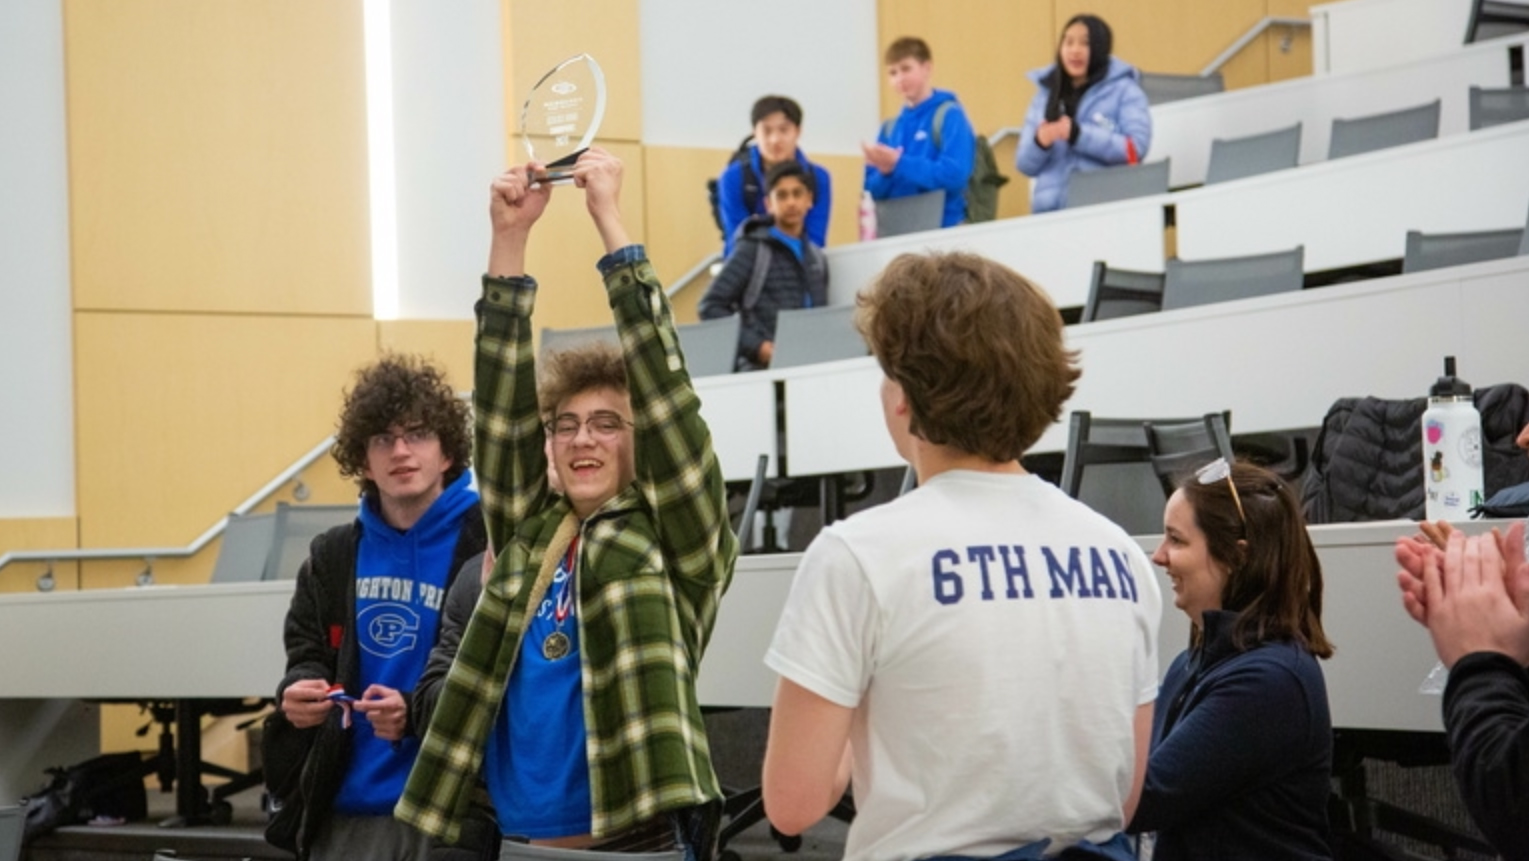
<box><xmin>64</xmin><ymin>0</ymin><xmax>371</xmax><ymax>317</ymax></box>
<box><xmin>642</xmin><ymin>145</ymin><xmax>730</xmax><ymax>324</ymax></box>
<box><xmin>73</xmin><ymin>312</ymin><xmax>376</xmax><ymax>588</ymax></box>
<box><xmin>505</xmin><ymin>0</ymin><xmax>641</xmax><ymax>144</ymax></box>
<box><xmin>876</xmin><ymin>0</ymin><xmax>1053</xmax><ymax>135</ymax></box>
<box><xmin>0</xmin><ymin>518</ymin><xmax>79</xmax><ymax>594</ymax></box>
<box><xmin>378</xmin><ymin>321</ymin><xmax>478</xmax><ymax>392</ymax></box>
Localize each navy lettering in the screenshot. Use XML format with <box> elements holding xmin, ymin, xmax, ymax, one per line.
<box><xmin>1089</xmin><ymin>547</ymin><xmax>1117</xmax><ymax>599</ymax></box>
<box><xmin>967</xmin><ymin>545</ymin><xmax>997</xmax><ymax>600</ymax></box>
<box><xmin>932</xmin><ymin>549</ymin><xmax>962</xmax><ymax>605</ymax></box>
<box><xmin>1110</xmin><ymin>549</ymin><xmax>1139</xmax><ymax>603</ymax></box>
<box><xmin>1044</xmin><ymin>546</ymin><xmax>1092</xmax><ymax>598</ymax></box>
<box><xmin>998</xmin><ymin>546</ymin><xmax>1033</xmax><ymax>598</ymax></box>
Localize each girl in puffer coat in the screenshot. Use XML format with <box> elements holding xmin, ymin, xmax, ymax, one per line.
<box><xmin>1016</xmin><ymin>14</ymin><xmax>1153</xmax><ymax>213</ymax></box>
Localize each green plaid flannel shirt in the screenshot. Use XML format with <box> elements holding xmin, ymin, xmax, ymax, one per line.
<box><xmin>396</xmin><ymin>247</ymin><xmax>737</xmax><ymax>842</ymax></box>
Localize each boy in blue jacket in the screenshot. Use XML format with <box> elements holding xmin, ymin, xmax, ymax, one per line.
<box><xmin>862</xmin><ymin>37</ymin><xmax>976</xmax><ymax>229</ymax></box>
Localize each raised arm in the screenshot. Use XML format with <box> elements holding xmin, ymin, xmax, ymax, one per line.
<box><xmin>573</xmin><ymin>149</ymin><xmax>737</xmax><ymax>591</ymax></box>
<box><xmin>476</xmin><ymin>165</ymin><xmax>554</xmax><ymax>550</ymax></box>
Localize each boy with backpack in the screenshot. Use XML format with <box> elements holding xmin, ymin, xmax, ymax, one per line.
<box><xmin>864</xmin><ymin>37</ymin><xmax>1007</xmax><ymax>228</ymax></box>
<box><xmin>712</xmin><ymin>95</ymin><xmax>833</xmax><ymax>257</ymax></box>
<box><xmin>699</xmin><ymin>161</ymin><xmax>828</xmax><ymax>370</ymax></box>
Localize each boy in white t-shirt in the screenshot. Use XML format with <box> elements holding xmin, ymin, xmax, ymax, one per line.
<box><xmin>761</xmin><ymin>251</ymin><xmax>1161</xmax><ymax>861</ymax></box>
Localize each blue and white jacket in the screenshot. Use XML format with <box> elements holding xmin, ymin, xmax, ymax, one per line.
<box><xmin>1016</xmin><ymin>57</ymin><xmax>1153</xmax><ymax>213</ymax></box>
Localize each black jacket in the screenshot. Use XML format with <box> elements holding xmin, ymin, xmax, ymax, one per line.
<box><xmin>1443</xmin><ymin>652</ymin><xmax>1529</xmax><ymax>861</ymax></box>
<box><xmin>698</xmin><ymin>216</ymin><xmax>828</xmax><ymax>370</ymax></box>
<box><xmin>1303</xmin><ymin>383</ymin><xmax>1529</xmax><ymax>523</ymax></box>
<box><xmin>262</xmin><ymin>505</ymin><xmax>485</xmax><ymax>858</ymax></box>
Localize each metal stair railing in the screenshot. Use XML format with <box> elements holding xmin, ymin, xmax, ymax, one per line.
<box><xmin>0</xmin><ymin>435</ymin><xmax>338</xmax><ymax>591</ymax></box>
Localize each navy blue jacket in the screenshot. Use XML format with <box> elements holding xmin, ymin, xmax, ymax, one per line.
<box><xmin>717</xmin><ymin>145</ymin><xmax>832</xmax><ymax>257</ymax></box>
<box><xmin>1130</xmin><ymin>610</ymin><xmax>1333</xmax><ymax>861</ymax></box>
<box><xmin>1442</xmin><ymin>651</ymin><xmax>1529</xmax><ymax>861</ymax></box>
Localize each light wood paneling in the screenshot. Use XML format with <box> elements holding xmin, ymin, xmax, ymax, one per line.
<box><xmin>378</xmin><ymin>321</ymin><xmax>477</xmax><ymax>392</ymax></box>
<box><xmin>0</xmin><ymin>518</ymin><xmax>79</xmax><ymax>594</ymax></box>
<box><xmin>505</xmin><ymin>0</ymin><xmax>641</xmax><ymax>144</ymax></box>
<box><xmin>73</xmin><ymin>311</ymin><xmax>376</xmax><ymax>588</ymax></box>
<box><xmin>642</xmin><ymin>145</ymin><xmax>729</xmax><ymax>324</ymax></box>
<box><xmin>64</xmin><ymin>0</ymin><xmax>371</xmax><ymax>317</ymax></box>
<box><xmin>877</xmin><ymin>1</ymin><xmax>1053</xmax><ymax>135</ymax></box>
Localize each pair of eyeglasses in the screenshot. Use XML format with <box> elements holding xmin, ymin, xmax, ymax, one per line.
<box><xmin>1194</xmin><ymin>457</ymin><xmax>1246</xmax><ymax>528</ymax></box>
<box><xmin>544</xmin><ymin>413</ymin><xmax>633</xmax><ymax>441</ymax></box>
<box><xmin>367</xmin><ymin>427</ymin><xmax>437</xmax><ymax>452</ymax></box>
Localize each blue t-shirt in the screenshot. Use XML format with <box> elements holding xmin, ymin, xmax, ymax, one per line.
<box><xmin>333</xmin><ymin>472</ymin><xmax>479</xmax><ymax>815</ymax></box>
<box><xmin>485</xmin><ymin>541</ymin><xmax>591</xmax><ymax>838</ymax></box>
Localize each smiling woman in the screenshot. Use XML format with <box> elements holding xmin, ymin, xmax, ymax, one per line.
<box><xmin>1130</xmin><ymin>460</ymin><xmax>1335</xmax><ymax>861</ymax></box>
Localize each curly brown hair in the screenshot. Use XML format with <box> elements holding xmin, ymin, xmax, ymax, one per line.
<box><xmin>856</xmin><ymin>252</ymin><xmax>1080</xmax><ymax>462</ymax></box>
<box><xmin>537</xmin><ymin>341</ymin><xmax>628</xmax><ymax>418</ymax></box>
<box><xmin>331</xmin><ymin>353</ymin><xmax>471</xmax><ymax>498</ymax></box>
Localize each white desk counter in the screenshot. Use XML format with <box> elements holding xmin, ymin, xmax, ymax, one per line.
<box><xmin>774</xmin><ymin>255</ymin><xmax>1529</xmax><ymax>474</ymax></box>
<box><xmin>0</xmin><ymin>518</ymin><xmax>1494</xmax><ymax>800</ymax></box>
<box><xmin>1175</xmin><ymin>121</ymin><xmax>1529</xmax><ymax>272</ymax></box>
<box><xmin>825</xmin><ymin>195</ymin><xmax>1166</xmax><ymax>311</ymax></box>
<box><xmin>1152</xmin><ymin>34</ymin><xmax>1525</xmax><ymax>186</ymax></box>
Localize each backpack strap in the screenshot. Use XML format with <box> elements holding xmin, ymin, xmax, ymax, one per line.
<box><xmin>931</xmin><ymin>101</ymin><xmax>952</xmax><ymax>150</ymax></box>
<box><xmin>742</xmin><ymin>240</ymin><xmax>773</xmax><ymax>312</ymax></box>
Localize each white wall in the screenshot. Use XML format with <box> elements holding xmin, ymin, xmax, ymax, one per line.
<box><xmin>638</xmin><ymin>0</ymin><xmax>882</xmax><ymax>155</ymax></box>
<box><xmin>0</xmin><ymin>0</ymin><xmax>75</xmax><ymax>517</ymax></box>
<box><xmin>391</xmin><ymin>0</ymin><xmax>508</xmax><ymax>320</ymax></box>
<box><xmin>1310</xmin><ymin>0</ymin><xmax>1476</xmax><ymax>75</ymax></box>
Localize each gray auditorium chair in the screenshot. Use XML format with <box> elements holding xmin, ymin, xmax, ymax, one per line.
<box><xmin>1139</xmin><ymin>71</ymin><xmax>1225</xmax><ymax>105</ymax></box>
<box><xmin>1468</xmin><ymin>85</ymin><xmax>1529</xmax><ymax>130</ymax></box>
<box><xmin>1205</xmin><ymin>123</ymin><xmax>1302</xmax><ymax>184</ymax></box>
<box><xmin>1065</xmin><ymin>159</ymin><xmax>1171</xmax><ymax>209</ymax></box>
<box><xmin>1161</xmin><ymin>246</ymin><xmax>1305</xmax><ymax>311</ymax></box>
<box><xmin>1403</xmin><ymin>227</ymin><xmax>1526</xmax><ymax>273</ymax></box>
<box><xmin>1081</xmin><ymin>261</ymin><xmax>1166</xmax><ymax>322</ymax></box>
<box><xmin>208</xmin><ymin>511</ymin><xmax>277</xmax><ymax>583</ymax></box>
<box><xmin>260</xmin><ymin>502</ymin><xmax>358</xmax><ymax>581</ymax></box>
<box><xmin>1466</xmin><ymin>0</ymin><xmax>1529</xmax><ymax>42</ymax></box>
<box><xmin>1061</xmin><ymin>411</ymin><xmax>1202</xmax><ymax>535</ymax></box>
<box><xmin>0</xmin><ymin>805</ymin><xmax>21</xmax><ymax>861</ymax></box>
<box><xmin>675</xmin><ymin>315</ymin><xmax>740</xmax><ymax>377</ymax></box>
<box><xmin>1522</xmin><ymin>201</ymin><xmax>1529</xmax><ymax>255</ymax></box>
<box><xmin>874</xmin><ymin>190</ymin><xmax>945</xmax><ymax>237</ymax></box>
<box><xmin>769</xmin><ymin>305</ymin><xmax>866</xmax><ymax>369</ymax></box>
<box><xmin>1144</xmin><ymin>412</ymin><xmax>1235</xmax><ymax>496</ymax></box>
<box><xmin>1327</xmin><ymin>100</ymin><xmax>1441</xmax><ymax>160</ymax></box>
<box><xmin>540</xmin><ymin>323</ymin><xmax>620</xmax><ymax>355</ymax></box>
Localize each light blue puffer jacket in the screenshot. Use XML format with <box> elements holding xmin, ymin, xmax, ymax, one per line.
<box><xmin>1015</xmin><ymin>57</ymin><xmax>1153</xmax><ymax>213</ymax></box>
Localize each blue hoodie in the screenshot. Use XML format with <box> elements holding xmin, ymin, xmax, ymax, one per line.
<box><xmin>333</xmin><ymin>471</ymin><xmax>480</xmax><ymax>815</ymax></box>
<box><xmin>865</xmin><ymin>88</ymin><xmax>976</xmax><ymax>228</ymax></box>
<box><xmin>717</xmin><ymin>145</ymin><xmax>833</xmax><ymax>257</ymax></box>
<box><xmin>1016</xmin><ymin>57</ymin><xmax>1153</xmax><ymax>213</ymax></box>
